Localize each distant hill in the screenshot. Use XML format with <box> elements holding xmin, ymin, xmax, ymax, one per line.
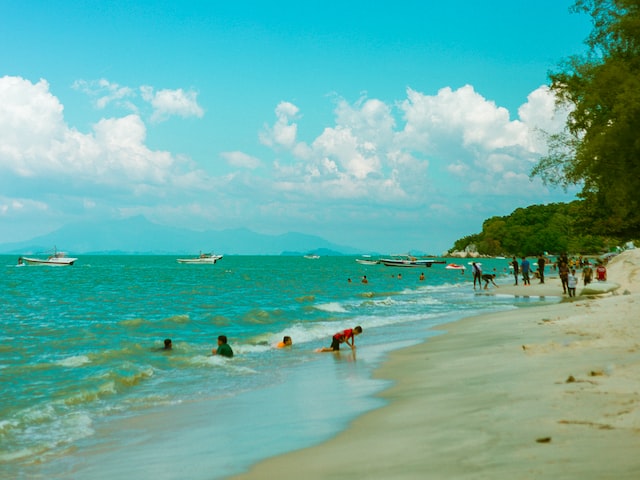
<box><xmin>0</xmin><ymin>216</ymin><xmax>362</xmax><ymax>255</ymax></box>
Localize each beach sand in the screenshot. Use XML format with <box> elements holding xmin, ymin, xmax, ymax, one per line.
<box><xmin>233</xmin><ymin>249</ymin><xmax>640</xmax><ymax>479</ymax></box>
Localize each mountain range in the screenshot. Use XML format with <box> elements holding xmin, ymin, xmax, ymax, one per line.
<box><xmin>0</xmin><ymin>216</ymin><xmax>364</xmax><ymax>256</ymax></box>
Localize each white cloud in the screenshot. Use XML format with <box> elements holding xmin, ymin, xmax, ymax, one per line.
<box><xmin>259</xmin><ymin>101</ymin><xmax>301</xmax><ymax>149</ymax></box>
<box><xmin>221</xmin><ymin>151</ymin><xmax>262</xmax><ymax>169</ymax></box>
<box><xmin>255</xmin><ymin>85</ymin><xmax>570</xmax><ymax>206</ymax></box>
<box><xmin>140</xmin><ymin>86</ymin><xmax>205</xmax><ymax>123</ymax></box>
<box><xmin>0</xmin><ymin>76</ymin><xmax>205</xmax><ymax>191</ymax></box>
<box><xmin>72</xmin><ymin>78</ymin><xmax>136</xmax><ymax>111</ymax></box>
<box><xmin>0</xmin><ymin>74</ymin><xmax>576</xmax><ymax>251</ymax></box>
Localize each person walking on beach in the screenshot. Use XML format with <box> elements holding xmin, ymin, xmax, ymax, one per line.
<box><xmin>317</xmin><ymin>326</ymin><xmax>362</xmax><ymax>352</ymax></box>
<box><xmin>472</xmin><ymin>262</ymin><xmax>482</xmax><ymax>290</ymax></box>
<box><xmin>596</xmin><ymin>262</ymin><xmax>607</xmax><ymax>281</ymax></box>
<box><xmin>537</xmin><ymin>254</ymin><xmax>546</xmax><ymax>284</ymax></box>
<box><xmin>511</xmin><ymin>256</ymin><xmax>519</xmax><ymax>285</ymax></box>
<box><xmin>558</xmin><ymin>254</ymin><xmax>569</xmax><ymax>294</ymax></box>
<box><xmin>567</xmin><ymin>269</ymin><xmax>578</xmax><ymax>297</ymax></box>
<box><xmin>521</xmin><ymin>256</ymin><xmax>531</xmax><ymax>285</ymax></box>
<box><xmin>582</xmin><ymin>263</ymin><xmax>593</xmax><ymax>285</ymax></box>
<box><xmin>212</xmin><ymin>335</ymin><xmax>234</xmax><ymax>357</ymax></box>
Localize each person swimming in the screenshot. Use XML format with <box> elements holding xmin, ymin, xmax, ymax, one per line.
<box><xmin>276</xmin><ymin>336</ymin><xmax>292</xmax><ymax>348</ymax></box>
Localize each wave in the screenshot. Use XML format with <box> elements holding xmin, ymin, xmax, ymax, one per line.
<box><xmin>314</xmin><ymin>302</ymin><xmax>347</xmax><ymax>313</ymax></box>
<box><xmin>54</xmin><ymin>355</ymin><xmax>91</xmax><ymax>367</ymax></box>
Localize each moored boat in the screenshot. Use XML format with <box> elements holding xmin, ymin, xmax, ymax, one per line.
<box><xmin>20</xmin><ymin>248</ymin><xmax>77</xmax><ymax>266</ymax></box>
<box><xmin>176</xmin><ymin>253</ymin><xmax>223</xmax><ymax>264</ymax></box>
<box><xmin>379</xmin><ymin>255</ymin><xmax>445</xmax><ymax>268</ymax></box>
<box><xmin>355</xmin><ymin>258</ymin><xmax>380</xmax><ymax>265</ymax></box>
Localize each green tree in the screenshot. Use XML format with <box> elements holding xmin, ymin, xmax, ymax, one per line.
<box><xmin>532</xmin><ymin>0</ymin><xmax>640</xmax><ymax>238</ymax></box>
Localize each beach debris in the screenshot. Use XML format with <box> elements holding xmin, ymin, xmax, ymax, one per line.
<box><xmin>623</xmin><ymin>289</ymin><xmax>631</xmax><ymax>295</ymax></box>
<box><xmin>522</xmin><ymin>345</ymin><xmax>527</xmax><ymax>351</ymax></box>
<box><xmin>558</xmin><ymin>420</ymin><xmax>614</xmax><ymax>430</ymax></box>
<box><xmin>566</xmin><ymin>375</ymin><xmax>576</xmax><ymax>383</ymax></box>
<box><xmin>589</xmin><ymin>370</ymin><xmax>605</xmax><ymax>377</ymax></box>
<box><xmin>536</xmin><ymin>437</ymin><xmax>552</xmax><ymax>443</ymax></box>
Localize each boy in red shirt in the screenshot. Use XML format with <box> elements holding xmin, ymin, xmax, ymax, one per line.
<box><xmin>317</xmin><ymin>326</ymin><xmax>363</xmax><ymax>352</ymax></box>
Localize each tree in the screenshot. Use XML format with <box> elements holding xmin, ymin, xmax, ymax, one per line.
<box><xmin>448</xmin><ymin>201</ymin><xmax>616</xmax><ymax>256</ymax></box>
<box><xmin>532</xmin><ymin>0</ymin><xmax>640</xmax><ymax>238</ymax></box>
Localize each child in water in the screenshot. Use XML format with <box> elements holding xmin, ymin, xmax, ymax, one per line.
<box><xmin>276</xmin><ymin>336</ymin><xmax>292</xmax><ymax>348</ymax></box>
<box><xmin>316</xmin><ymin>326</ymin><xmax>362</xmax><ymax>352</ymax></box>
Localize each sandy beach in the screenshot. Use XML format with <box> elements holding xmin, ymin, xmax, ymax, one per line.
<box><xmin>233</xmin><ymin>249</ymin><xmax>640</xmax><ymax>479</ymax></box>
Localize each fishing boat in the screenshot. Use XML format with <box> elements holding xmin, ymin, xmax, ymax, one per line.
<box><xmin>176</xmin><ymin>253</ymin><xmax>223</xmax><ymax>264</ymax></box>
<box><xmin>379</xmin><ymin>255</ymin><xmax>444</xmax><ymax>268</ymax></box>
<box><xmin>355</xmin><ymin>258</ymin><xmax>380</xmax><ymax>265</ymax></box>
<box><xmin>355</xmin><ymin>254</ymin><xmax>379</xmax><ymax>265</ymax></box>
<box><xmin>20</xmin><ymin>248</ymin><xmax>77</xmax><ymax>266</ymax></box>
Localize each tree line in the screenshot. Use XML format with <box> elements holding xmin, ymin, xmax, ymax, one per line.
<box><xmin>449</xmin><ymin>201</ymin><xmax>623</xmax><ymax>257</ymax></box>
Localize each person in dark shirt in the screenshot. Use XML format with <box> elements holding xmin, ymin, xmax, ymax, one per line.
<box><xmin>537</xmin><ymin>254</ymin><xmax>546</xmax><ymax>284</ymax></box>
<box><xmin>213</xmin><ymin>335</ymin><xmax>233</xmax><ymax>358</ymax></box>
<box><xmin>511</xmin><ymin>257</ymin><xmax>519</xmax><ymax>285</ymax></box>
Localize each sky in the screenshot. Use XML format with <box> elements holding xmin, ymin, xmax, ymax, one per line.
<box><xmin>0</xmin><ymin>1</ymin><xmax>593</xmax><ymax>254</ymax></box>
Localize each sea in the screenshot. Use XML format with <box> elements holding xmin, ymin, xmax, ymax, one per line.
<box><xmin>0</xmin><ymin>255</ymin><xmax>554</xmax><ymax>479</ymax></box>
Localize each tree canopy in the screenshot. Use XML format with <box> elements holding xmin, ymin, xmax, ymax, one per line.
<box><xmin>449</xmin><ymin>201</ymin><xmax>615</xmax><ymax>256</ymax></box>
<box><xmin>532</xmin><ymin>0</ymin><xmax>640</xmax><ymax>238</ymax></box>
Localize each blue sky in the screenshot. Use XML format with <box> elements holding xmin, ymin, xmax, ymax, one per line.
<box><xmin>0</xmin><ymin>1</ymin><xmax>592</xmax><ymax>253</ymax></box>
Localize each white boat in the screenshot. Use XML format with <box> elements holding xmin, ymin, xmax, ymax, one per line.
<box><xmin>176</xmin><ymin>253</ymin><xmax>223</xmax><ymax>264</ymax></box>
<box><xmin>379</xmin><ymin>255</ymin><xmax>445</xmax><ymax>268</ymax></box>
<box><xmin>355</xmin><ymin>256</ymin><xmax>380</xmax><ymax>265</ymax></box>
<box><xmin>356</xmin><ymin>258</ymin><xmax>379</xmax><ymax>265</ymax></box>
<box><xmin>304</xmin><ymin>254</ymin><xmax>320</xmax><ymax>259</ymax></box>
<box><xmin>20</xmin><ymin>249</ymin><xmax>77</xmax><ymax>266</ymax></box>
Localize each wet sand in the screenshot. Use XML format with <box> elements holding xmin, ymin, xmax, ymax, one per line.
<box><xmin>233</xmin><ymin>249</ymin><xmax>640</xmax><ymax>479</ymax></box>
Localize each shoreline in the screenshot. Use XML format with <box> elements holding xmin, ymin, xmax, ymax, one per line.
<box><xmin>232</xmin><ymin>250</ymin><xmax>640</xmax><ymax>479</ymax></box>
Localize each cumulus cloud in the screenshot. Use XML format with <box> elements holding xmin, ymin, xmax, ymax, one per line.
<box><xmin>252</xmin><ymin>85</ymin><xmax>569</xmax><ymax>207</ymax></box>
<box><xmin>0</xmin><ymin>76</ymin><xmax>205</xmax><ymax>191</ymax></box>
<box><xmin>72</xmin><ymin>77</ymin><xmax>205</xmax><ymax>123</ymax></box>
<box><xmin>259</xmin><ymin>101</ymin><xmax>302</xmax><ymax>149</ymax></box>
<box><xmin>140</xmin><ymin>86</ymin><xmax>205</xmax><ymax>123</ymax></box>
<box><xmin>0</xmin><ymin>74</ymin><xmax>575</xmax><ymax>251</ymax></box>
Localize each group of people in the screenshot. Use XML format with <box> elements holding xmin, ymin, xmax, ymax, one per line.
<box><xmin>506</xmin><ymin>253</ymin><xmax>608</xmax><ymax>296</ymax></box>
<box><xmin>509</xmin><ymin>254</ymin><xmax>547</xmax><ymax>286</ymax></box>
<box><xmin>160</xmin><ymin>327</ymin><xmax>363</xmax><ymax>358</ymax></box>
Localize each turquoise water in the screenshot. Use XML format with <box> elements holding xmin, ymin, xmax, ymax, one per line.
<box><xmin>0</xmin><ymin>255</ymin><xmax>549</xmax><ymax>479</ymax></box>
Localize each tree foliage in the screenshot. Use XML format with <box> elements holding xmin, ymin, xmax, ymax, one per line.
<box><xmin>532</xmin><ymin>0</ymin><xmax>640</xmax><ymax>237</ymax></box>
<box><xmin>450</xmin><ymin>201</ymin><xmax>616</xmax><ymax>256</ymax></box>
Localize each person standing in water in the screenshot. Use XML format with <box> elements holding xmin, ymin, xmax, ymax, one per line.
<box><xmin>472</xmin><ymin>262</ymin><xmax>482</xmax><ymax>290</ymax></box>
<box><xmin>212</xmin><ymin>335</ymin><xmax>233</xmax><ymax>357</ymax></box>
